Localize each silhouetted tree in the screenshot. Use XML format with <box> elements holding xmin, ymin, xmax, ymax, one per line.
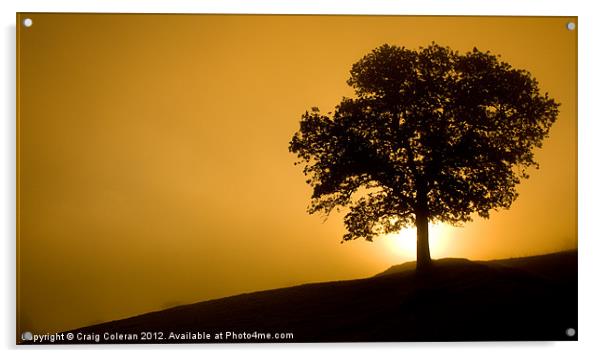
<box><xmin>289</xmin><ymin>43</ymin><xmax>559</xmax><ymax>272</ymax></box>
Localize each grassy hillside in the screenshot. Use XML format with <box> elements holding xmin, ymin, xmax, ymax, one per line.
<box><xmin>57</xmin><ymin>250</ymin><xmax>577</xmax><ymax>343</ymax></box>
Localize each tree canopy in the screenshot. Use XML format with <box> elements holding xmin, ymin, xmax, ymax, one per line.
<box><xmin>289</xmin><ymin>43</ymin><xmax>559</xmax><ymax>267</ymax></box>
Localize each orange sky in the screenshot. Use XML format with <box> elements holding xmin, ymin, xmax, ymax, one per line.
<box><xmin>17</xmin><ymin>14</ymin><xmax>577</xmax><ymax>334</ymax></box>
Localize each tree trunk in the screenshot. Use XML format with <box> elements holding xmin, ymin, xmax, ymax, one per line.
<box><xmin>415</xmin><ymin>177</ymin><xmax>432</xmax><ymax>273</ymax></box>
<box><xmin>415</xmin><ymin>210</ymin><xmax>432</xmax><ymax>272</ymax></box>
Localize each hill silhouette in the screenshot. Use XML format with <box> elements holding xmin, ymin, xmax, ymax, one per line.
<box><xmin>60</xmin><ymin>250</ymin><xmax>576</xmax><ymax>343</ymax></box>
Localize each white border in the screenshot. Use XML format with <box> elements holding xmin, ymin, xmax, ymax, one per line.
<box><xmin>2</xmin><ymin>1</ymin><xmax>601</xmax><ymax>357</ymax></box>
<box><xmin>3</xmin><ymin>0</ymin><xmax>586</xmax><ymax>16</ymax></box>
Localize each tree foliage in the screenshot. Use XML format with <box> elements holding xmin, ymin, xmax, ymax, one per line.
<box><xmin>289</xmin><ymin>43</ymin><xmax>559</xmax><ymax>244</ymax></box>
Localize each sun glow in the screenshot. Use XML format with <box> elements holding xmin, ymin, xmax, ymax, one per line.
<box><xmin>384</xmin><ymin>223</ymin><xmax>452</xmax><ymax>260</ymax></box>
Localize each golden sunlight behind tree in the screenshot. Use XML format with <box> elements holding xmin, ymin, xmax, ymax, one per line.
<box><xmin>289</xmin><ymin>43</ymin><xmax>560</xmax><ymax>272</ymax></box>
